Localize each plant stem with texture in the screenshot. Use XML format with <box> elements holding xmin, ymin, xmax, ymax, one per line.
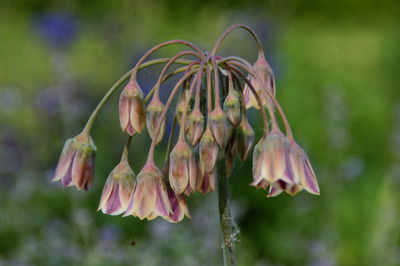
<box><xmin>218</xmin><ymin>161</ymin><xmax>236</xmax><ymax>266</ymax></box>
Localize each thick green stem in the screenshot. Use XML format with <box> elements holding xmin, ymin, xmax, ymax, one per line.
<box><xmin>217</xmin><ymin>161</ymin><xmax>236</xmax><ymax>266</ymax></box>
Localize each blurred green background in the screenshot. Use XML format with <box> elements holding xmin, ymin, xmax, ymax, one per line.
<box><xmin>1</xmin><ymin>0</ymin><xmax>400</xmax><ymax>265</ymax></box>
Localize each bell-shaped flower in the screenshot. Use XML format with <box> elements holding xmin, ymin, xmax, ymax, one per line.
<box><xmin>243</xmin><ymin>53</ymin><xmax>275</xmax><ymax>110</ymax></box>
<box><xmin>169</xmin><ymin>140</ymin><xmax>196</xmax><ymax>195</ymax></box>
<box><xmin>124</xmin><ymin>163</ymin><xmax>172</xmax><ymax>220</ymax></box>
<box><xmin>251</xmin><ymin>128</ymin><xmax>295</xmax><ymax>188</ymax></box>
<box><xmin>209</xmin><ymin>107</ymin><xmax>230</xmax><ymax>149</ymax></box>
<box><xmin>98</xmin><ymin>158</ymin><xmax>135</xmax><ymax>215</ymax></box>
<box><xmin>289</xmin><ymin>142</ymin><xmax>320</xmax><ymax>195</ymax></box>
<box><xmin>199</xmin><ymin>127</ymin><xmax>219</xmax><ymax>173</ymax></box>
<box><xmin>52</xmin><ymin>132</ymin><xmax>96</xmax><ymax>191</ymax></box>
<box><xmin>186</xmin><ymin>108</ymin><xmax>205</xmax><ymax>146</ymax></box>
<box><xmin>146</xmin><ymin>97</ymin><xmax>166</xmax><ymax>144</ymax></box>
<box><xmin>119</xmin><ymin>79</ymin><xmax>145</xmax><ymax>135</ymax></box>
<box><xmin>233</xmin><ymin>115</ymin><xmax>255</xmax><ymax>161</ymax></box>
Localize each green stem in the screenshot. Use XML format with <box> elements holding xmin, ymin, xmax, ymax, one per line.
<box><xmin>217</xmin><ymin>160</ymin><xmax>236</xmax><ymax>266</ymax></box>
<box><xmin>211</xmin><ymin>24</ymin><xmax>264</xmax><ymax>56</ymax></box>
<box><xmin>132</xmin><ymin>40</ymin><xmax>204</xmax><ymax>77</ymax></box>
<box><xmin>82</xmin><ymin>58</ymin><xmax>192</xmax><ymax>134</ymax></box>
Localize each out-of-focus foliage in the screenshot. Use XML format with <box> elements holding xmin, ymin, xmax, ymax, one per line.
<box><xmin>1</xmin><ymin>0</ymin><xmax>400</xmax><ymax>265</ymax></box>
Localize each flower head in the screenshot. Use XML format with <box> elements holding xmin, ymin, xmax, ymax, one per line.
<box><xmin>169</xmin><ymin>140</ymin><xmax>196</xmax><ymax>195</ymax></box>
<box><xmin>52</xmin><ymin>132</ymin><xmax>96</xmax><ymax>190</ymax></box>
<box><xmin>119</xmin><ymin>78</ymin><xmax>146</xmax><ymax>135</ymax></box>
<box><xmin>98</xmin><ymin>159</ymin><xmax>135</xmax><ymax>215</ymax></box>
<box><xmin>124</xmin><ymin>163</ymin><xmax>172</xmax><ymax>220</ymax></box>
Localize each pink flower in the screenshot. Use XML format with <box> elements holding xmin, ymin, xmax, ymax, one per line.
<box><xmin>199</xmin><ymin>127</ymin><xmax>219</xmax><ymax>173</ymax></box>
<box><xmin>124</xmin><ymin>163</ymin><xmax>172</xmax><ymax>220</ymax></box>
<box><xmin>119</xmin><ymin>78</ymin><xmax>145</xmax><ymax>135</ymax></box>
<box><xmin>243</xmin><ymin>53</ymin><xmax>275</xmax><ymax>110</ymax></box>
<box><xmin>169</xmin><ymin>140</ymin><xmax>196</xmax><ymax>195</ymax></box>
<box><xmin>163</xmin><ymin>185</ymin><xmax>191</xmax><ymax>223</ymax></box>
<box><xmin>146</xmin><ymin>97</ymin><xmax>165</xmax><ymax>144</ymax></box>
<box><xmin>98</xmin><ymin>159</ymin><xmax>135</xmax><ymax>215</ymax></box>
<box><xmin>52</xmin><ymin>132</ymin><xmax>96</xmax><ymax>191</ymax></box>
<box><xmin>196</xmin><ymin>163</ymin><xmax>216</xmax><ymax>194</ymax></box>
<box><xmin>251</xmin><ymin>127</ymin><xmax>320</xmax><ymax>197</ymax></box>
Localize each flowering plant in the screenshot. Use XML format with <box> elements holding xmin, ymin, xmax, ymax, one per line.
<box><xmin>52</xmin><ymin>24</ymin><xmax>319</xmax><ymax>265</ymax></box>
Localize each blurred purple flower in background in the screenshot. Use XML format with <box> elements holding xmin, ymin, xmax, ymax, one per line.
<box><xmin>34</xmin><ymin>12</ymin><xmax>77</xmax><ymax>49</ymax></box>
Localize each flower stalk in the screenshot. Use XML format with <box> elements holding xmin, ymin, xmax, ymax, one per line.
<box><xmin>217</xmin><ymin>161</ymin><xmax>236</xmax><ymax>266</ymax></box>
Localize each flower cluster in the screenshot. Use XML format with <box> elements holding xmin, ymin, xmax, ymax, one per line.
<box><xmin>52</xmin><ymin>24</ymin><xmax>319</xmax><ymax>224</ymax></box>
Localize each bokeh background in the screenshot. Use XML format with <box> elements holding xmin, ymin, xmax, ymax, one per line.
<box><xmin>1</xmin><ymin>0</ymin><xmax>400</xmax><ymax>265</ymax></box>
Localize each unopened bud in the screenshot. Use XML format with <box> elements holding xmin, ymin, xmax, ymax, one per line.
<box><xmin>223</xmin><ymin>87</ymin><xmax>241</xmax><ymax>126</ymax></box>
<box><xmin>199</xmin><ymin>127</ymin><xmax>219</xmax><ymax>173</ymax></box>
<box><xmin>146</xmin><ymin>97</ymin><xmax>165</xmax><ymax>144</ymax></box>
<box><xmin>243</xmin><ymin>54</ymin><xmax>275</xmax><ymax>110</ymax></box>
<box><xmin>209</xmin><ymin>107</ymin><xmax>230</xmax><ymax>149</ymax></box>
<box><xmin>186</xmin><ymin>108</ymin><xmax>205</xmax><ymax>146</ymax></box>
<box><xmin>119</xmin><ymin>79</ymin><xmax>145</xmax><ymax>134</ymax></box>
<box><xmin>169</xmin><ymin>140</ymin><xmax>196</xmax><ymax>195</ymax></box>
<box><xmin>176</xmin><ymin>90</ymin><xmax>191</xmax><ymax>126</ymax></box>
<box><xmin>234</xmin><ymin>116</ymin><xmax>255</xmax><ymax>161</ymax></box>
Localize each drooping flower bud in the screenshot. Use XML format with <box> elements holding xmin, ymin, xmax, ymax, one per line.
<box><xmin>223</xmin><ymin>87</ymin><xmax>241</xmax><ymax>127</ymax></box>
<box><xmin>186</xmin><ymin>108</ymin><xmax>205</xmax><ymax>146</ymax></box>
<box><xmin>209</xmin><ymin>107</ymin><xmax>230</xmax><ymax>149</ymax></box>
<box><xmin>243</xmin><ymin>53</ymin><xmax>275</xmax><ymax>110</ymax></box>
<box><xmin>119</xmin><ymin>79</ymin><xmax>145</xmax><ymax>135</ymax></box>
<box><xmin>98</xmin><ymin>159</ymin><xmax>135</xmax><ymax>215</ymax></box>
<box><xmin>146</xmin><ymin>97</ymin><xmax>166</xmax><ymax>144</ymax></box>
<box><xmin>52</xmin><ymin>132</ymin><xmax>97</xmax><ymax>191</ymax></box>
<box><xmin>176</xmin><ymin>90</ymin><xmax>191</xmax><ymax>126</ymax></box>
<box><xmin>233</xmin><ymin>115</ymin><xmax>255</xmax><ymax>161</ymax></box>
<box><xmin>251</xmin><ymin>128</ymin><xmax>294</xmax><ymax>189</ymax></box>
<box><xmin>199</xmin><ymin>127</ymin><xmax>219</xmax><ymax>173</ymax></box>
<box><xmin>289</xmin><ymin>142</ymin><xmax>320</xmax><ymax>195</ymax></box>
<box><xmin>169</xmin><ymin>140</ymin><xmax>196</xmax><ymax>195</ymax></box>
<box><xmin>124</xmin><ymin>163</ymin><xmax>172</xmax><ymax>220</ymax></box>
